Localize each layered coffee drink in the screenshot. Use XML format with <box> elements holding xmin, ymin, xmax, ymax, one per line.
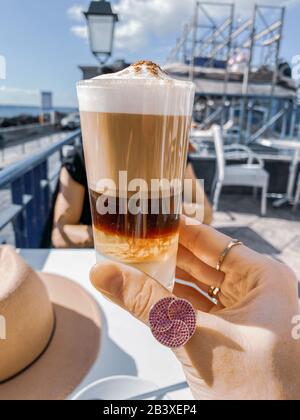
<box><xmin>77</xmin><ymin>61</ymin><xmax>195</xmax><ymax>290</ymax></box>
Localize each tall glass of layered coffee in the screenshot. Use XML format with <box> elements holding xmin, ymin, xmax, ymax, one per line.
<box><xmin>77</xmin><ymin>61</ymin><xmax>195</xmax><ymax>291</ymax></box>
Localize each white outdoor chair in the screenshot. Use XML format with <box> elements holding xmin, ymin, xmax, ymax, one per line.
<box><xmin>293</xmin><ymin>174</ymin><xmax>300</xmax><ymax>211</ymax></box>
<box><xmin>190</xmin><ymin>120</ymin><xmax>234</xmax><ymax>141</ymax></box>
<box><xmin>212</xmin><ymin>125</ymin><xmax>270</xmax><ymax>216</ymax></box>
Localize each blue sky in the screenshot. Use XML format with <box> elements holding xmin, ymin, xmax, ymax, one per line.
<box><xmin>0</xmin><ymin>0</ymin><xmax>299</xmax><ymax>107</ymax></box>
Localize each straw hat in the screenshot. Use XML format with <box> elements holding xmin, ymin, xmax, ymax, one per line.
<box><xmin>0</xmin><ymin>246</ymin><xmax>101</xmax><ymax>400</ymax></box>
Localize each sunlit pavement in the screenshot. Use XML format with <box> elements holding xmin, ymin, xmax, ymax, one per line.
<box><xmin>213</xmin><ymin>194</ymin><xmax>300</xmax><ymax>285</ymax></box>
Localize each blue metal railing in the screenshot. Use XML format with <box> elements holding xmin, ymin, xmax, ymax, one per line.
<box><xmin>0</xmin><ymin>130</ymin><xmax>81</xmax><ymax>248</ymax></box>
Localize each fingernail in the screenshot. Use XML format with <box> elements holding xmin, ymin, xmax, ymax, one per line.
<box><xmin>90</xmin><ymin>263</ymin><xmax>124</xmax><ymax>297</ymax></box>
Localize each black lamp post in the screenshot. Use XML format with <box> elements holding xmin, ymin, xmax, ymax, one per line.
<box><xmin>84</xmin><ymin>0</ymin><xmax>119</xmax><ymax>64</ymax></box>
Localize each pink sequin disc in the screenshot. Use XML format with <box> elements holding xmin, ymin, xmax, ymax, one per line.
<box><xmin>149</xmin><ymin>297</ymin><xmax>197</xmax><ymax>348</ymax></box>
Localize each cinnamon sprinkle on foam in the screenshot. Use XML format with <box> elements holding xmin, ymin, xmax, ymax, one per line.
<box><xmin>134</xmin><ymin>66</ymin><xmax>142</xmax><ymax>74</ymax></box>
<box><xmin>132</xmin><ymin>60</ymin><xmax>164</xmax><ymax>78</ymax></box>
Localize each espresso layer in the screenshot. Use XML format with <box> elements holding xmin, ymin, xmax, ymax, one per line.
<box><xmin>90</xmin><ymin>189</ymin><xmax>180</xmax><ymax>239</ymax></box>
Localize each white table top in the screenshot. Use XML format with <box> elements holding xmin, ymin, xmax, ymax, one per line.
<box><xmin>259</xmin><ymin>138</ymin><xmax>300</xmax><ymax>150</ymax></box>
<box><xmin>20</xmin><ymin>249</ymin><xmax>193</xmax><ymax>401</ymax></box>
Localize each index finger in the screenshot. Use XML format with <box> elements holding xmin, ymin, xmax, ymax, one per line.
<box><xmin>179</xmin><ymin>216</ymin><xmax>256</xmax><ymax>274</ymax></box>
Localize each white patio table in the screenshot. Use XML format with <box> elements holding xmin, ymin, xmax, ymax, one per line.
<box><xmin>257</xmin><ymin>139</ymin><xmax>300</xmax><ymax>207</ymax></box>
<box><xmin>19</xmin><ymin>249</ymin><xmax>193</xmax><ymax>401</ymax></box>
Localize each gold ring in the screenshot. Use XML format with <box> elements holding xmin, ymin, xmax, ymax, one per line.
<box><xmin>208</xmin><ymin>286</ymin><xmax>221</xmax><ymax>300</ymax></box>
<box><xmin>216</xmin><ymin>239</ymin><xmax>243</xmax><ymax>272</ymax></box>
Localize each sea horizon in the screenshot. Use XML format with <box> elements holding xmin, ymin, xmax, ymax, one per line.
<box><xmin>0</xmin><ymin>104</ymin><xmax>78</xmax><ymax>118</ymax></box>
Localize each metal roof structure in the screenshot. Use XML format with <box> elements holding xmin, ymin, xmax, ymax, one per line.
<box><xmin>165</xmin><ymin>2</ymin><xmax>299</xmax><ymax>142</ymax></box>
<box><xmin>166</xmin><ymin>2</ymin><xmax>294</xmax><ymax>98</ymax></box>
<box><xmin>164</xmin><ymin>63</ymin><xmax>297</xmax><ymax>98</ymax></box>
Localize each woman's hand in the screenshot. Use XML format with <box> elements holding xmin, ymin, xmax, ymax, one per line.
<box><xmin>90</xmin><ymin>217</ymin><xmax>300</xmax><ymax>400</ymax></box>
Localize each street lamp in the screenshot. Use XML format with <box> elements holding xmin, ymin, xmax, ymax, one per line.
<box><xmin>84</xmin><ymin>0</ymin><xmax>119</xmax><ymax>64</ymax></box>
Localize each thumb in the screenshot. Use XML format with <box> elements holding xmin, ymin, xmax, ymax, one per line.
<box><xmin>90</xmin><ymin>262</ymin><xmax>173</xmax><ymax>325</ymax></box>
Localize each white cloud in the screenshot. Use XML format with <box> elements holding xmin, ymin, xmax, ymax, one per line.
<box><xmin>115</xmin><ymin>20</ymin><xmax>146</xmax><ymax>51</ymax></box>
<box><xmin>67</xmin><ymin>0</ymin><xmax>296</xmax><ymax>56</ymax></box>
<box><xmin>114</xmin><ymin>0</ymin><xmax>194</xmax><ymax>41</ymax></box>
<box><xmin>70</xmin><ymin>25</ymin><xmax>88</xmax><ymax>39</ymax></box>
<box><xmin>67</xmin><ymin>4</ymin><xmax>88</xmax><ymax>40</ymax></box>
<box><xmin>67</xmin><ymin>4</ymin><xmax>85</xmax><ymax>21</ymax></box>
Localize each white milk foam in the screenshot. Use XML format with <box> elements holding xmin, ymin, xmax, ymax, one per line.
<box><xmin>77</xmin><ymin>61</ymin><xmax>195</xmax><ymax>116</ymax></box>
